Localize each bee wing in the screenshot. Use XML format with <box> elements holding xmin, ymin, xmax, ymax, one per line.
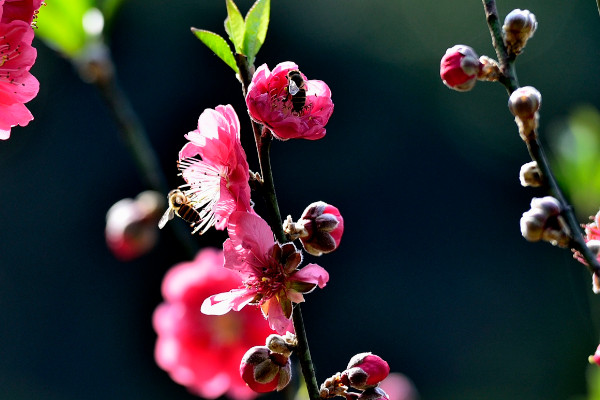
<box><xmin>158</xmin><ymin>208</ymin><xmax>175</xmax><ymax>229</ymax></box>
<box><xmin>288</xmin><ymin>80</ymin><xmax>300</xmax><ymax>96</ymax></box>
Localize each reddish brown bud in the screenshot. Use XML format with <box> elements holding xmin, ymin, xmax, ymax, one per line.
<box><xmin>341</xmin><ymin>353</ymin><xmax>390</xmax><ymax>390</ymax></box>
<box><xmin>240</xmin><ymin>346</ymin><xmax>292</xmax><ymax>393</ymax></box>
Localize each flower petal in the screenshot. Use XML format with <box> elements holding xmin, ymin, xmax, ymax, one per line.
<box><xmin>289</xmin><ymin>263</ymin><xmax>329</xmax><ymax>288</ymax></box>
<box><xmin>201</xmin><ymin>289</ymin><xmax>256</xmax><ymax>315</ymax></box>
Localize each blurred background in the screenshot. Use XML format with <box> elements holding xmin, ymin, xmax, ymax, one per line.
<box><xmin>2</xmin><ymin>0</ymin><xmax>600</xmax><ymax>399</ymax></box>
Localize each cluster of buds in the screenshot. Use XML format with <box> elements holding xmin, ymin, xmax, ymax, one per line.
<box><xmin>508</xmin><ymin>86</ymin><xmax>542</xmax><ymax>141</ymax></box>
<box><xmin>239</xmin><ymin>333</ymin><xmax>296</xmax><ymax>393</ymax></box>
<box><xmin>284</xmin><ymin>201</ymin><xmax>344</xmax><ymax>256</ymax></box>
<box><xmin>519</xmin><ymin>161</ymin><xmax>543</xmax><ymax>187</ymax></box>
<box><xmin>503</xmin><ymin>9</ymin><xmax>537</xmax><ymax>56</ymax></box>
<box><xmin>520</xmin><ymin>196</ymin><xmax>570</xmax><ymax>247</ymax></box>
<box><xmin>105</xmin><ymin>191</ymin><xmax>164</xmax><ymax>260</ymax></box>
<box><xmin>320</xmin><ymin>353</ymin><xmax>390</xmax><ymax>400</ymax></box>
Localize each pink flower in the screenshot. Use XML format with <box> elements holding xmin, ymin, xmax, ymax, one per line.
<box><xmin>1</xmin><ymin>0</ymin><xmax>43</xmax><ymax>25</ymax></box>
<box><xmin>201</xmin><ymin>211</ymin><xmax>330</xmax><ymax>334</ymax></box>
<box><xmin>245</xmin><ymin>61</ymin><xmax>334</xmax><ymax>141</ymax></box>
<box><xmin>0</xmin><ymin>17</ymin><xmax>39</xmax><ymax>139</ymax></box>
<box><xmin>153</xmin><ymin>248</ymin><xmax>273</xmax><ymax>400</ymax></box>
<box><xmin>177</xmin><ymin>105</ymin><xmax>252</xmax><ymax>233</ymax></box>
<box><xmin>440</xmin><ymin>45</ymin><xmax>481</xmax><ymax>92</ymax></box>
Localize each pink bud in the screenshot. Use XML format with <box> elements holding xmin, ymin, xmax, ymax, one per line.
<box><xmin>440</xmin><ymin>45</ymin><xmax>481</xmax><ymax>92</ymax></box>
<box><xmin>285</xmin><ymin>201</ymin><xmax>344</xmax><ymax>256</ymax></box>
<box><xmin>240</xmin><ymin>346</ymin><xmax>292</xmax><ymax>393</ymax></box>
<box><xmin>341</xmin><ymin>353</ymin><xmax>390</xmax><ymax>390</ymax></box>
<box><xmin>105</xmin><ymin>191</ymin><xmax>164</xmax><ymax>261</ymax></box>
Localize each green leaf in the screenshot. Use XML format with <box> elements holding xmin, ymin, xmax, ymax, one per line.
<box><xmin>242</xmin><ymin>0</ymin><xmax>270</xmax><ymax>66</ymax></box>
<box><xmin>224</xmin><ymin>0</ymin><xmax>245</xmax><ymax>54</ymax></box>
<box><xmin>35</xmin><ymin>0</ymin><xmax>93</xmax><ymax>56</ymax></box>
<box><xmin>191</xmin><ymin>28</ymin><xmax>239</xmax><ymax>73</ymax></box>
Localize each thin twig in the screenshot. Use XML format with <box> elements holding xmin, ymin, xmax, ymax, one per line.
<box><xmin>482</xmin><ymin>0</ymin><xmax>600</xmax><ymax>275</ymax></box>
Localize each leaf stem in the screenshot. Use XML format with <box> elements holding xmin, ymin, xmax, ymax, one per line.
<box><xmin>482</xmin><ymin>0</ymin><xmax>600</xmax><ymax>275</ymax></box>
<box><xmin>236</xmin><ymin>54</ymin><xmax>320</xmax><ymax>400</ymax></box>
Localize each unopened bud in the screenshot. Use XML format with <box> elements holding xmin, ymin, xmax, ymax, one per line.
<box><xmin>503</xmin><ymin>9</ymin><xmax>537</xmax><ymax>55</ymax></box>
<box><xmin>519</xmin><ymin>161</ymin><xmax>543</xmax><ymax>187</ymax></box>
<box><xmin>320</xmin><ymin>372</ymin><xmax>348</xmax><ymax>399</ymax></box>
<box><xmin>240</xmin><ymin>346</ymin><xmax>292</xmax><ymax>393</ymax></box>
<box><xmin>440</xmin><ymin>45</ymin><xmax>481</xmax><ymax>92</ymax></box>
<box><xmin>341</xmin><ymin>353</ymin><xmax>390</xmax><ymax>390</ymax></box>
<box><xmin>105</xmin><ymin>191</ymin><xmax>164</xmax><ymax>261</ymax></box>
<box><xmin>508</xmin><ymin>86</ymin><xmax>541</xmax><ymax>120</ymax></box>
<box><xmin>284</xmin><ymin>201</ymin><xmax>344</xmax><ymax>256</ymax></box>
<box><xmin>520</xmin><ymin>197</ymin><xmax>569</xmax><ymax>246</ymax></box>
<box><xmin>357</xmin><ymin>387</ymin><xmax>390</xmax><ymax>400</ymax></box>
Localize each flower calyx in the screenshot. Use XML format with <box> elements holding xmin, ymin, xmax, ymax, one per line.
<box><xmin>283</xmin><ymin>201</ymin><xmax>344</xmax><ymax>256</ymax></box>
<box><xmin>508</xmin><ymin>86</ymin><xmax>541</xmax><ymax>142</ymax></box>
<box><xmin>266</xmin><ymin>332</ymin><xmax>297</xmax><ymax>358</ymax></box>
<box><xmin>520</xmin><ymin>196</ymin><xmax>570</xmax><ymax>247</ymax></box>
<box><xmin>240</xmin><ymin>345</ymin><xmax>292</xmax><ymax>393</ymax></box>
<box><xmin>503</xmin><ymin>9</ymin><xmax>537</xmax><ymax>56</ymax></box>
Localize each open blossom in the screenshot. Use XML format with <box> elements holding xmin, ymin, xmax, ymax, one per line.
<box><xmin>201</xmin><ymin>211</ymin><xmax>330</xmax><ymax>334</ymax></box>
<box><xmin>245</xmin><ymin>61</ymin><xmax>334</xmax><ymax>141</ymax></box>
<box><xmin>153</xmin><ymin>248</ymin><xmax>273</xmax><ymax>400</ymax></box>
<box><xmin>0</xmin><ymin>0</ymin><xmax>42</xmax><ymax>139</ymax></box>
<box><xmin>177</xmin><ymin>104</ymin><xmax>252</xmax><ymax>234</ymax></box>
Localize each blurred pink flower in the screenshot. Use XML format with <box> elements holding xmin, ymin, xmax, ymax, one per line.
<box><xmin>1</xmin><ymin>0</ymin><xmax>42</xmax><ymax>25</ymax></box>
<box><xmin>0</xmin><ymin>17</ymin><xmax>39</xmax><ymax>139</ymax></box>
<box><xmin>379</xmin><ymin>373</ymin><xmax>419</xmax><ymax>400</ymax></box>
<box><xmin>201</xmin><ymin>211</ymin><xmax>330</xmax><ymax>334</ymax></box>
<box><xmin>245</xmin><ymin>61</ymin><xmax>333</xmax><ymax>141</ymax></box>
<box><xmin>178</xmin><ymin>105</ymin><xmax>252</xmax><ymax>233</ymax></box>
<box><xmin>153</xmin><ymin>248</ymin><xmax>273</xmax><ymax>400</ymax></box>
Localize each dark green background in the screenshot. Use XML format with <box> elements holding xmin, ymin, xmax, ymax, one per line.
<box><xmin>1</xmin><ymin>1</ymin><xmax>600</xmax><ymax>399</ymax></box>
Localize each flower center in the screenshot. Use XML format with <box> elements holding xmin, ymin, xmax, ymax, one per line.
<box><xmin>245</xmin><ymin>260</ymin><xmax>287</xmax><ymax>302</ymax></box>
<box><xmin>178</xmin><ymin>157</ymin><xmax>226</xmax><ymax>234</ymax></box>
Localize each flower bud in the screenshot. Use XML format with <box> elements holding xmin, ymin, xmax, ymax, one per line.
<box><xmin>520</xmin><ymin>197</ymin><xmax>569</xmax><ymax>246</ymax></box>
<box><xmin>440</xmin><ymin>45</ymin><xmax>481</xmax><ymax>92</ymax></box>
<box><xmin>357</xmin><ymin>387</ymin><xmax>390</xmax><ymax>400</ymax></box>
<box><xmin>240</xmin><ymin>346</ymin><xmax>292</xmax><ymax>393</ymax></box>
<box><xmin>284</xmin><ymin>201</ymin><xmax>344</xmax><ymax>256</ymax></box>
<box><xmin>530</xmin><ymin>196</ymin><xmax>561</xmax><ymax>216</ymax></box>
<box><xmin>105</xmin><ymin>191</ymin><xmax>164</xmax><ymax>261</ymax></box>
<box><xmin>508</xmin><ymin>86</ymin><xmax>541</xmax><ymax>120</ymax></box>
<box><xmin>341</xmin><ymin>353</ymin><xmax>390</xmax><ymax>390</ymax></box>
<box><xmin>519</xmin><ymin>161</ymin><xmax>543</xmax><ymax>187</ymax></box>
<box><xmin>503</xmin><ymin>9</ymin><xmax>537</xmax><ymax>55</ymax></box>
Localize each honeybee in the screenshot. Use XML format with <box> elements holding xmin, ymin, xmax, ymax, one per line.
<box><xmin>158</xmin><ymin>189</ymin><xmax>202</xmax><ymax>230</ymax></box>
<box><xmin>286</xmin><ymin>69</ymin><xmax>306</xmax><ymax>113</ymax></box>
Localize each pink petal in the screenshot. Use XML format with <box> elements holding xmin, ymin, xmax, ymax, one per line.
<box><xmin>200</xmin><ymin>289</ymin><xmax>256</xmax><ymax>315</ymax></box>
<box><xmin>227</xmin><ymin>211</ymin><xmax>274</xmax><ymax>263</ymax></box>
<box><xmin>290</xmin><ymin>263</ymin><xmax>329</xmax><ymax>288</ymax></box>
<box><xmin>264</xmin><ymin>297</ymin><xmax>294</xmax><ymax>334</ymax></box>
